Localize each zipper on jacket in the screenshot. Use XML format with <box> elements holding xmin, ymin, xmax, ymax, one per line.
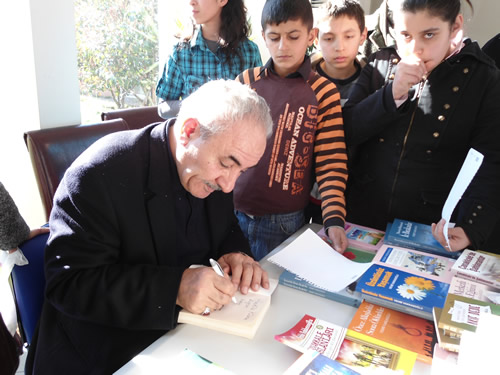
<box><xmin>387</xmin><ymin>81</ymin><xmax>425</xmax><ymax>214</ymax></box>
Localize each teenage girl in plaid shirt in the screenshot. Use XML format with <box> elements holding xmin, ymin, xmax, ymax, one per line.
<box><xmin>156</xmin><ymin>0</ymin><xmax>262</xmax><ymax>119</ymax></box>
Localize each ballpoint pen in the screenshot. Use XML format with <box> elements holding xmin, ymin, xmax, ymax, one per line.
<box><xmin>209</xmin><ymin>258</ymin><xmax>238</xmax><ymax>303</ymax></box>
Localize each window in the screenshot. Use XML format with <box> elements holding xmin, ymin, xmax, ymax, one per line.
<box><xmin>75</xmin><ymin>0</ymin><xmax>158</xmax><ymax>123</ymax></box>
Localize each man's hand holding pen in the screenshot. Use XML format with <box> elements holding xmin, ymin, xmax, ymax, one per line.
<box><xmin>176</xmin><ymin>252</ymin><xmax>269</xmax><ymax>315</ymax></box>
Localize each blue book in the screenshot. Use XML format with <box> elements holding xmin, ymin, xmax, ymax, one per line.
<box><xmin>279</xmin><ymin>269</ymin><xmax>363</xmax><ymax>307</ymax></box>
<box><xmin>384</xmin><ymin>219</ymin><xmax>460</xmax><ymax>259</ymax></box>
<box><xmin>355</xmin><ymin>264</ymin><xmax>450</xmax><ymax>320</ymax></box>
<box><xmin>284</xmin><ymin>350</ymin><xmax>360</xmax><ymax>375</ymax></box>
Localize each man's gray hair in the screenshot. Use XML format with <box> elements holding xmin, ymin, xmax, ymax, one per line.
<box><xmin>176</xmin><ymin>80</ymin><xmax>273</xmax><ymax>139</ymax></box>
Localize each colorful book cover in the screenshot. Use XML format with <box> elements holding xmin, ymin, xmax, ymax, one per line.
<box><xmin>384</xmin><ymin>219</ymin><xmax>460</xmax><ymax>259</ymax></box>
<box><xmin>451</xmin><ymin>249</ymin><xmax>500</xmax><ymax>289</ymax></box>
<box><xmin>372</xmin><ymin>245</ymin><xmax>456</xmax><ymax>283</ymax></box>
<box><xmin>284</xmin><ymin>349</ymin><xmax>361</xmax><ymax>375</ymax></box>
<box><xmin>437</xmin><ymin>293</ymin><xmax>500</xmax><ymax>337</ymax></box>
<box><xmin>274</xmin><ymin>314</ymin><xmax>347</xmax><ymax>360</ymax></box>
<box><xmin>355</xmin><ymin>264</ymin><xmax>450</xmax><ymax>320</ymax></box>
<box><xmin>344</xmin><ymin>222</ymin><xmax>385</xmax><ymax>252</ymax></box>
<box><xmin>317</xmin><ymin>222</ymin><xmax>385</xmax><ymax>253</ymax></box>
<box><xmin>448</xmin><ymin>275</ymin><xmax>500</xmax><ymax>303</ymax></box>
<box><xmin>279</xmin><ymin>269</ymin><xmax>364</xmax><ymax>307</ymax></box>
<box><xmin>336</xmin><ymin>329</ymin><xmax>417</xmax><ymax>375</ymax></box>
<box><xmin>348</xmin><ymin>301</ymin><xmax>436</xmax><ymax>364</ymax></box>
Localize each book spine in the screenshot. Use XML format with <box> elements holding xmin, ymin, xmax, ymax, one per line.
<box><xmin>362</xmin><ymin>294</ymin><xmax>433</xmax><ymax>320</ymax></box>
<box><xmin>453</xmin><ymin>270</ymin><xmax>500</xmax><ymax>289</ymax></box>
<box><xmin>416</xmin><ymin>352</ymin><xmax>433</xmax><ymax>365</ymax></box>
<box><xmin>442</xmin><ymin>326</ymin><xmax>462</xmax><ymax>338</ymax></box>
<box><xmin>279</xmin><ymin>277</ymin><xmax>361</xmax><ymax>307</ymax></box>
<box><xmin>439</xmin><ymin>342</ymin><xmax>460</xmax><ymax>353</ymax></box>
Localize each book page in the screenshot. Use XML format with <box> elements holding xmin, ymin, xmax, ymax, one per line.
<box><xmin>177</xmin><ymin>279</ymin><xmax>278</xmax><ymax>332</ymax></box>
<box><xmin>441</xmin><ymin>148</ymin><xmax>483</xmax><ymax>248</ymax></box>
<box><xmin>268</xmin><ymin>229</ymin><xmax>371</xmax><ymax>292</ymax></box>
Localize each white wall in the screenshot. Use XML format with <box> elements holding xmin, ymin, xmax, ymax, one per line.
<box><xmin>463</xmin><ymin>0</ymin><xmax>500</xmax><ymax>46</ymax></box>
<box><xmin>30</xmin><ymin>0</ymin><xmax>81</xmax><ymax>128</ymax></box>
<box><xmin>0</xmin><ymin>0</ymin><xmax>81</xmax><ymax>227</ymax></box>
<box><xmin>0</xmin><ymin>1</ymin><xmax>44</xmax><ymax>227</ymax></box>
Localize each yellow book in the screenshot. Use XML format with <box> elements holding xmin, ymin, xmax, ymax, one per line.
<box><xmin>177</xmin><ymin>279</ymin><xmax>278</xmax><ymax>339</ymax></box>
<box><xmin>335</xmin><ymin>329</ymin><xmax>417</xmax><ymax>375</ymax></box>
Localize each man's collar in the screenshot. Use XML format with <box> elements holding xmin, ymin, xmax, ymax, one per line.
<box><xmin>261</xmin><ymin>55</ymin><xmax>312</xmax><ymax>79</ymax></box>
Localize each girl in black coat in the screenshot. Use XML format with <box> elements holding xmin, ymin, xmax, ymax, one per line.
<box><xmin>343</xmin><ymin>0</ymin><xmax>500</xmax><ymax>254</ymax></box>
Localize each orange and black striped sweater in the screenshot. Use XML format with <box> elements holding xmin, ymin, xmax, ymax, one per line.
<box><xmin>233</xmin><ymin>58</ymin><xmax>348</xmax><ymax>229</ymax></box>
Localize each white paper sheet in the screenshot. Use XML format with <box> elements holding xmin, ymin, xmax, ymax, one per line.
<box><xmin>267</xmin><ymin>229</ymin><xmax>371</xmax><ymax>293</ymax></box>
<box><xmin>441</xmin><ymin>148</ymin><xmax>484</xmax><ymax>248</ymax></box>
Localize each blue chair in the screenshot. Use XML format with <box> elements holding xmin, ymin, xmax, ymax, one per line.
<box><xmin>11</xmin><ymin>230</ymin><xmax>49</xmax><ymax>345</ymax></box>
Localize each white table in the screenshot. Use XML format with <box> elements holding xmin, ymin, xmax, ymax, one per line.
<box><xmin>115</xmin><ymin>225</ymin><xmax>431</xmax><ymax>374</ymax></box>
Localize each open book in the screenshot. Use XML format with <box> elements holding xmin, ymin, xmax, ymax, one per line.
<box><xmin>177</xmin><ymin>278</ymin><xmax>278</xmax><ymax>339</ymax></box>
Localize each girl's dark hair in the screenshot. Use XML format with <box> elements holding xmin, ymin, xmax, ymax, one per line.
<box><xmin>219</xmin><ymin>0</ymin><xmax>250</xmax><ymax>51</ymax></box>
<box><xmin>180</xmin><ymin>0</ymin><xmax>250</xmax><ymax>67</ymax></box>
<box><xmin>394</xmin><ymin>0</ymin><xmax>473</xmax><ymax>24</ymax></box>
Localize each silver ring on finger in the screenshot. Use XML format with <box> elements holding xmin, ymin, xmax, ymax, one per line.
<box><xmin>202</xmin><ymin>307</ymin><xmax>211</xmax><ymax>316</ymax></box>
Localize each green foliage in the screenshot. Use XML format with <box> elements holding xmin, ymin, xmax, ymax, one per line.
<box><xmin>75</xmin><ymin>0</ymin><xmax>158</xmax><ymax>108</ymax></box>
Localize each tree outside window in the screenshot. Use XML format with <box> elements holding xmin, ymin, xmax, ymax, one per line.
<box><xmin>75</xmin><ymin>0</ymin><xmax>158</xmax><ymax>122</ymax></box>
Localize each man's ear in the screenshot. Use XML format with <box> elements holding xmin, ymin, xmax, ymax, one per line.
<box><xmin>180</xmin><ymin>118</ymin><xmax>200</xmax><ymax>146</ymax></box>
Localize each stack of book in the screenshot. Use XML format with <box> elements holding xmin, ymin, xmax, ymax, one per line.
<box><xmin>275</xmin><ymin>313</ymin><xmax>417</xmax><ymax>375</ymax></box>
<box><xmin>432</xmin><ymin>249</ymin><xmax>500</xmax><ymax>353</ymax></box>
<box><xmin>384</xmin><ymin>219</ymin><xmax>460</xmax><ymax>259</ymax></box>
<box><xmin>354</xmin><ymin>245</ymin><xmax>454</xmax><ymax>320</ymax></box>
<box><xmin>348</xmin><ymin>301</ymin><xmax>436</xmax><ymax>364</ymax></box>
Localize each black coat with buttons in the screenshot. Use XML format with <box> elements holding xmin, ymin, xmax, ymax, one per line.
<box><xmin>27</xmin><ymin>122</ymin><xmax>252</xmax><ymax>374</ymax></box>
<box><xmin>343</xmin><ymin>39</ymin><xmax>500</xmax><ymax>252</ymax></box>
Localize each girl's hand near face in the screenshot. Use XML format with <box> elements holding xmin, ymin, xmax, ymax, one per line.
<box><xmin>392</xmin><ymin>54</ymin><xmax>427</xmax><ymax>100</ymax></box>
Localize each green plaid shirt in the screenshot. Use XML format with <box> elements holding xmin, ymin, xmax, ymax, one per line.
<box><xmin>156</xmin><ymin>28</ymin><xmax>262</xmax><ymax>101</ymax></box>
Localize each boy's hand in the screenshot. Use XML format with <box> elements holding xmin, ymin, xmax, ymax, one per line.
<box><xmin>327</xmin><ymin>227</ymin><xmax>348</xmax><ymax>254</ymax></box>
<box><xmin>392</xmin><ymin>54</ymin><xmax>427</xmax><ymax>100</ymax></box>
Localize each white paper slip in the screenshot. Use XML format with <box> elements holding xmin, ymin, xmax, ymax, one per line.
<box><xmin>267</xmin><ymin>228</ymin><xmax>371</xmax><ymax>293</ymax></box>
<box><xmin>441</xmin><ymin>148</ymin><xmax>483</xmax><ymax>248</ymax></box>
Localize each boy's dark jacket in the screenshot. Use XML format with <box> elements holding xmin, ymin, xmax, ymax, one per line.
<box><xmin>343</xmin><ymin>39</ymin><xmax>500</xmax><ymax>252</ymax></box>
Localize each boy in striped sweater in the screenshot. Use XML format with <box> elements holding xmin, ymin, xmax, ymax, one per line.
<box><xmin>233</xmin><ymin>0</ymin><xmax>348</xmax><ymax>260</ymax></box>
